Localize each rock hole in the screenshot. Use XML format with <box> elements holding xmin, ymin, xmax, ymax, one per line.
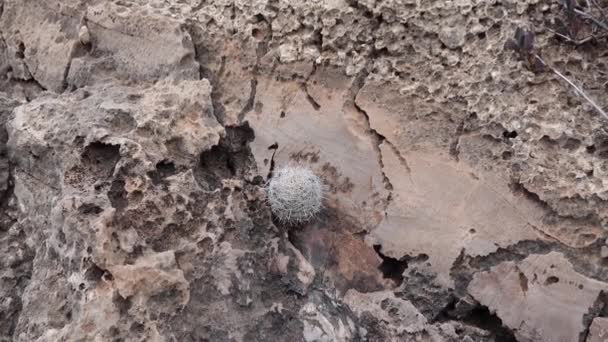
<box><xmin>252</xmin><ymin>28</ymin><xmax>264</xmax><ymax>40</ymax></box>
<box><xmin>562</xmin><ymin>138</ymin><xmax>581</xmax><ymax>151</ymax></box>
<box><xmin>502</xmin><ymin>130</ymin><xmax>518</xmax><ymax>139</ymax></box>
<box><xmin>544</xmin><ymin>276</ymin><xmax>559</xmax><ymax>285</ymax></box>
<box><xmin>280</xmin><ymin>111</ymin><xmax>286</xmax><ymax>118</ymax></box>
<box><xmin>73</xmin><ymin>135</ymin><xmax>85</xmax><ymax>146</ymax></box>
<box><xmin>16</xmin><ymin>42</ymin><xmax>25</xmax><ymax>59</ymax></box>
<box><xmin>109</xmin><ymin>326</ymin><xmax>120</xmax><ymax>337</ymax></box>
<box><xmin>267</xmin><ymin>142</ymin><xmax>278</xmax><ymax>180</ymax></box>
<box><xmin>373</xmin><ymin>244</ymin><xmax>408</xmax><ymax>286</ymax></box>
<box><xmin>57</xmin><ymin>229</ymin><xmax>66</xmax><ymax>245</ymax></box>
<box><xmin>82</xmin><ymin>142</ymin><xmax>121</xmax><ymax>178</ymax></box>
<box><xmin>194</xmin><ymin>123</ymin><xmax>255</xmax><ymax>190</ymax></box>
<box><xmin>108</xmin><ymin>179</ymin><xmax>128</xmax><ymax>211</ymax></box>
<box><xmin>85</xmin><ymin>264</ymin><xmax>106</xmax><ymax>282</ymax></box>
<box><xmin>78</xmin><ymin>203</ymin><xmax>103</xmax><ymax>215</ymax></box>
<box><xmin>460</xmin><ymin>306</ymin><xmax>517</xmax><ymax>341</ymax></box>
<box><xmin>113</xmin><ymin>293</ymin><xmax>133</xmax><ymax>316</ymax></box>
<box><xmin>518</xmin><ymin>271</ymin><xmax>528</xmax><ymax>293</ymax></box>
<box><xmin>147</xmin><ymin>160</ymin><xmax>177</xmax><ymax>185</ymax></box>
<box><xmin>130</xmin><ymin>322</ymin><xmax>145</xmax><ymax>334</ymax></box>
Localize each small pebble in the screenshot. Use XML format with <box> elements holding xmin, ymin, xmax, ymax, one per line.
<box><xmin>78</xmin><ymin>25</ymin><xmax>91</xmax><ymax>45</ymax></box>
<box><xmin>601</xmin><ymin>246</ymin><xmax>608</xmax><ymax>258</ymax></box>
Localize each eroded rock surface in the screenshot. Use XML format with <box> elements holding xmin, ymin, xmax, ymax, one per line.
<box><xmin>1</xmin><ymin>0</ymin><xmax>608</xmax><ymax>341</ymax></box>
<box><xmin>468</xmin><ymin>252</ymin><xmax>608</xmax><ymax>342</ymax></box>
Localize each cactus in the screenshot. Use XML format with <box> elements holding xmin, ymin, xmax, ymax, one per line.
<box><xmin>267</xmin><ymin>166</ymin><xmax>323</xmax><ymax>224</ymax></box>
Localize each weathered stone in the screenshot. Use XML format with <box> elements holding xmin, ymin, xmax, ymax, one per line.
<box><xmin>0</xmin><ymin>93</ymin><xmax>19</xmax><ymax>197</ymax></box>
<box><xmin>248</xmin><ymin>67</ymin><xmax>389</xmax><ymax>228</ymax></box>
<box><xmin>0</xmin><ymin>0</ymin><xmax>81</xmax><ymax>91</ymax></box>
<box><xmin>368</xmin><ymin>142</ymin><xmax>553</xmax><ymax>287</ymax></box>
<box><xmin>601</xmin><ymin>246</ymin><xmax>608</xmax><ymax>259</ymax></box>
<box><xmin>588</xmin><ymin>317</ymin><xmax>608</xmax><ymax>342</ymax></box>
<box><xmin>344</xmin><ymin>290</ymin><xmax>428</xmax><ymax>336</ymax></box>
<box><xmin>468</xmin><ymin>252</ymin><xmax>608</xmax><ymax>342</ymax></box>
<box><xmin>67</xmin><ymin>1</ymin><xmax>200</xmax><ymax>88</ymax></box>
<box><xmin>1</xmin><ymin>0</ymin><xmax>608</xmax><ymax>341</ymax></box>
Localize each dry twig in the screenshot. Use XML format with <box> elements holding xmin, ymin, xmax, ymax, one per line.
<box><xmin>533</xmin><ymin>54</ymin><xmax>608</xmax><ymax>120</ymax></box>
<box><xmin>506</xmin><ymin>27</ymin><xmax>608</xmax><ymax>121</ymax></box>
<box><xmin>574</xmin><ymin>8</ymin><xmax>608</xmax><ymax>31</ymax></box>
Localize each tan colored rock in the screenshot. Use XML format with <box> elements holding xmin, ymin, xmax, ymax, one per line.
<box><xmin>468</xmin><ymin>252</ymin><xmax>608</xmax><ymax>342</ymax></box>
<box><xmin>291</xmin><ymin>222</ymin><xmax>388</xmax><ymax>293</ymax></box>
<box><xmin>270</xmin><ymin>240</ymin><xmax>316</xmax><ymax>295</ymax></box>
<box><xmin>0</xmin><ymin>0</ymin><xmax>81</xmax><ymax>91</ymax></box>
<box><xmin>369</xmin><ymin>143</ymin><xmax>544</xmax><ymax>287</ymax></box>
<box><xmin>344</xmin><ymin>290</ymin><xmax>427</xmax><ymax>335</ymax></box>
<box><xmin>10</xmin><ymin>79</ymin><xmax>222</xmax><ymax>169</ymax></box>
<box><xmin>588</xmin><ymin>317</ymin><xmax>608</xmax><ymax>342</ymax></box>
<box><xmin>30</xmin><ymin>282</ymin><xmax>121</xmax><ymax>342</ymax></box>
<box><xmin>355</xmin><ymin>78</ymin><xmax>463</xmax><ymax>153</ymax></box>
<box><xmin>109</xmin><ymin>251</ymin><xmax>189</xmax><ymax>309</ymax></box>
<box><xmin>247</xmin><ymin>67</ymin><xmax>388</xmax><ymax>227</ymax></box>
<box><xmin>299</xmin><ymin>302</ymin><xmax>353</xmax><ymax>342</ymax></box>
<box><xmin>85</xmin><ymin>2</ymin><xmax>199</xmax><ymax>79</ymax></box>
<box><xmin>67</xmin><ymin>2</ymin><xmax>200</xmax><ymax>88</ymax></box>
<box><xmin>4</xmin><ymin>0</ymin><xmax>608</xmax><ymax>340</ymax></box>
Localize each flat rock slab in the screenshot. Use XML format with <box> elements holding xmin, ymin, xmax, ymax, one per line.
<box><xmin>468</xmin><ymin>252</ymin><xmax>608</xmax><ymax>342</ymax></box>
<box><xmin>369</xmin><ymin>142</ymin><xmax>603</xmax><ymax>288</ymax></box>
<box><xmin>588</xmin><ymin>317</ymin><xmax>608</xmax><ymax>342</ymax></box>
<box><xmin>370</xmin><ymin>144</ymin><xmax>540</xmax><ymax>287</ymax></box>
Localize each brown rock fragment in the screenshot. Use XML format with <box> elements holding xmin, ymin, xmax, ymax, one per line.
<box><xmin>588</xmin><ymin>317</ymin><xmax>608</xmax><ymax>342</ymax></box>
<box><xmin>468</xmin><ymin>252</ymin><xmax>608</xmax><ymax>342</ymax></box>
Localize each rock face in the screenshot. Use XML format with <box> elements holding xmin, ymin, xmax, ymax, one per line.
<box><xmin>468</xmin><ymin>252</ymin><xmax>608</xmax><ymax>342</ymax></box>
<box><xmin>1</xmin><ymin>0</ymin><xmax>608</xmax><ymax>341</ymax></box>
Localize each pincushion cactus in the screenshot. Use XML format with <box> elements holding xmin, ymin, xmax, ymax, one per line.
<box><xmin>268</xmin><ymin>166</ymin><xmax>323</xmax><ymax>224</ymax></box>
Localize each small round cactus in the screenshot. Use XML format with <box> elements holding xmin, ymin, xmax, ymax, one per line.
<box><xmin>268</xmin><ymin>166</ymin><xmax>323</xmax><ymax>224</ymax></box>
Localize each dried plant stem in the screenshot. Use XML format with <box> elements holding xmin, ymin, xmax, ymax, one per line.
<box><xmin>574</xmin><ymin>8</ymin><xmax>608</xmax><ymax>31</ymax></box>
<box><xmin>533</xmin><ymin>54</ymin><xmax>608</xmax><ymax>121</ymax></box>
<box><xmin>590</xmin><ymin>0</ymin><xmax>607</xmax><ymax>20</ymax></box>
<box><xmin>545</xmin><ymin>27</ymin><xmax>599</xmax><ymax>44</ymax></box>
<box><xmin>545</xmin><ymin>27</ymin><xmax>575</xmax><ymax>41</ymax></box>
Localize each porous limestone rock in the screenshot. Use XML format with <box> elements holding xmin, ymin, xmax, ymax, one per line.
<box><xmin>2</xmin><ymin>0</ymin><xmax>608</xmax><ymax>341</ymax></box>
<box><xmin>0</xmin><ymin>0</ymin><xmax>81</xmax><ymax>91</ymax></box>
<box><xmin>468</xmin><ymin>252</ymin><xmax>608</xmax><ymax>342</ymax></box>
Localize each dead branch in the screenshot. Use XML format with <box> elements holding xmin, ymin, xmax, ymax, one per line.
<box><xmin>533</xmin><ymin>54</ymin><xmax>608</xmax><ymax>121</ymax></box>
<box><xmin>574</xmin><ymin>8</ymin><xmax>608</xmax><ymax>31</ymax></box>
